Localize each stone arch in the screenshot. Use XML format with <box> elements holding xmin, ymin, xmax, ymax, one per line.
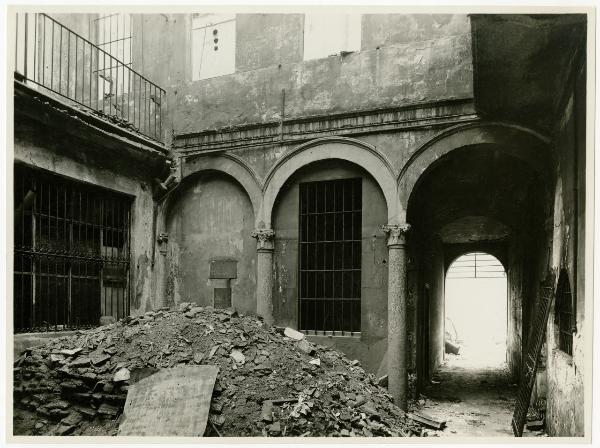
<box><xmin>398</xmin><ymin>121</ymin><xmax>552</xmax><ymax>221</ymax></box>
<box><xmin>261</xmin><ymin>137</ymin><xmax>399</xmax><ymax>228</ymax></box>
<box><xmin>181</xmin><ymin>153</ymin><xmax>263</xmax><ymax>222</ymax></box>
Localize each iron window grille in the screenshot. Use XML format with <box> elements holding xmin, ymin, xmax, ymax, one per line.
<box><xmin>555</xmin><ymin>270</ymin><xmax>574</xmax><ymax>356</ymax></box>
<box><xmin>14</xmin><ymin>165</ymin><xmax>132</xmax><ymax>333</ymax></box>
<box><xmin>299</xmin><ymin>178</ymin><xmax>362</xmax><ymax>335</ymax></box>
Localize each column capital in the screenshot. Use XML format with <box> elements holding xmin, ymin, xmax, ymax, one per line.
<box><xmin>381</xmin><ymin>223</ymin><xmax>411</xmax><ymax>247</ymax></box>
<box><xmin>251</xmin><ymin>229</ymin><xmax>275</xmax><ymax>251</ymax></box>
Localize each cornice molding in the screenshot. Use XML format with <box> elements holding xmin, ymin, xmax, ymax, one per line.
<box><xmin>173</xmin><ymin>98</ymin><xmax>478</xmax><ymax>154</ymax></box>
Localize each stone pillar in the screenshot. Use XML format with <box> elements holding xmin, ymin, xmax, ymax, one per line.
<box><xmin>155</xmin><ymin>232</ymin><xmax>169</xmax><ymax>309</ymax></box>
<box><xmin>251</xmin><ymin>229</ymin><xmax>275</xmax><ymax>325</ymax></box>
<box><xmin>382</xmin><ymin>223</ymin><xmax>411</xmax><ymax>410</ymax></box>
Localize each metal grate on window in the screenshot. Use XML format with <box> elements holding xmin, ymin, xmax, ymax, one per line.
<box><xmin>299</xmin><ymin>178</ymin><xmax>362</xmax><ymax>335</ymax></box>
<box><xmin>446</xmin><ymin>252</ymin><xmax>506</xmax><ymax>279</ymax></box>
<box><xmin>13</xmin><ymin>165</ymin><xmax>131</xmax><ymax>333</ymax></box>
<box><xmin>555</xmin><ymin>270</ymin><xmax>574</xmax><ymax>355</ymax></box>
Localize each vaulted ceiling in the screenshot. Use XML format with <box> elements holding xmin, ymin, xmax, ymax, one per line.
<box><xmin>471</xmin><ymin>14</ymin><xmax>586</xmax><ymax>134</ymax></box>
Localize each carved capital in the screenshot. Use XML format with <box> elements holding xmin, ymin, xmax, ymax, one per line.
<box><xmin>251</xmin><ymin>229</ymin><xmax>275</xmax><ymax>252</ymax></box>
<box><xmin>381</xmin><ymin>224</ymin><xmax>411</xmax><ymax>247</ymax></box>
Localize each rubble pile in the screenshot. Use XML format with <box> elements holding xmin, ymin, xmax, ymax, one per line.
<box><xmin>13</xmin><ymin>303</ymin><xmax>422</xmax><ymax>437</ymax></box>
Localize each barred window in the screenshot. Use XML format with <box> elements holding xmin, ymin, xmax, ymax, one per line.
<box><xmin>13</xmin><ymin>165</ymin><xmax>131</xmax><ymax>333</ymax></box>
<box><xmin>299</xmin><ymin>178</ymin><xmax>362</xmax><ymax>335</ymax></box>
<box><xmin>555</xmin><ymin>269</ymin><xmax>574</xmax><ymax>355</ymax></box>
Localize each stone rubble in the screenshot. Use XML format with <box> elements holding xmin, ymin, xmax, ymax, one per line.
<box><xmin>13</xmin><ymin>303</ymin><xmax>423</xmax><ymax>437</ymax></box>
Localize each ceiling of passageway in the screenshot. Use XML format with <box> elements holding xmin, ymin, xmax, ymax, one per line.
<box><xmin>407</xmin><ymin>145</ymin><xmax>545</xmax><ymax>243</ymax></box>
<box><xmin>471</xmin><ymin>14</ymin><xmax>586</xmax><ymax>133</ymax></box>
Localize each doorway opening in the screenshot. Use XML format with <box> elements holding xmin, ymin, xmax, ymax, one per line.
<box><xmin>445</xmin><ymin>252</ymin><xmax>507</xmax><ymax>368</ymax></box>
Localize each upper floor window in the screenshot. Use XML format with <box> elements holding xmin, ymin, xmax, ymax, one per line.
<box><xmin>192</xmin><ymin>13</ymin><xmax>236</xmax><ymax>81</ymax></box>
<box><xmin>95</xmin><ymin>13</ymin><xmax>132</xmax><ymax>98</ymax></box>
<box><xmin>95</xmin><ymin>13</ymin><xmax>132</xmax><ymax>66</ymax></box>
<box><xmin>303</xmin><ymin>14</ymin><xmax>361</xmax><ymax>61</ymax></box>
<box><xmin>555</xmin><ymin>269</ymin><xmax>575</xmax><ymax>356</ymax></box>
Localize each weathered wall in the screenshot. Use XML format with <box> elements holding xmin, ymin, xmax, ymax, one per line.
<box><xmin>235</xmin><ymin>14</ymin><xmax>304</xmax><ymax>72</ymax></box>
<box><xmin>127</xmin><ymin>13</ymin><xmax>473</xmax><ymax>133</ymax></box>
<box><xmin>171</xmin><ymin>31</ymin><xmax>473</xmax><ymax>133</ymax></box>
<box><xmin>271</xmin><ymin>159</ymin><xmax>388</xmax><ymax>373</ymax></box>
<box><xmin>165</xmin><ymin>173</ymin><xmax>257</xmax><ymax>314</ymax></box>
<box><xmin>361</xmin><ymin>14</ymin><xmax>471</xmax><ymax>50</ymax></box>
<box><xmin>545</xmin><ymin>62</ymin><xmax>585</xmax><ymax>437</ymax></box>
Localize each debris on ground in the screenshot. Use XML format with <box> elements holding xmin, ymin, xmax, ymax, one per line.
<box><xmin>13</xmin><ymin>303</ymin><xmax>423</xmax><ymax>437</ymax></box>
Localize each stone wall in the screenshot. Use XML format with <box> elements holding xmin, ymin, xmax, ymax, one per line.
<box><xmin>545</xmin><ymin>61</ymin><xmax>586</xmax><ymax>437</ymax></box>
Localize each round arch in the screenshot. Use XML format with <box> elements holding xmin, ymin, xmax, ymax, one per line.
<box><xmin>398</xmin><ymin>121</ymin><xmax>552</xmax><ymax>220</ymax></box>
<box><xmin>261</xmin><ymin>137</ymin><xmax>400</xmax><ymax>228</ymax></box>
<box><xmin>181</xmin><ymin>153</ymin><xmax>263</xmax><ymax>222</ymax></box>
<box><xmin>444</xmin><ymin>247</ymin><xmax>508</xmax><ymax>275</ymax></box>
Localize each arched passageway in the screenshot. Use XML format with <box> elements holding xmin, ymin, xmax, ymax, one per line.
<box><xmin>405</xmin><ymin>137</ymin><xmax>554</xmax><ymax>436</ymax></box>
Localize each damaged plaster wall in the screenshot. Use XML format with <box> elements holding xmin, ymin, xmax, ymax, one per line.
<box><xmin>545</xmin><ymin>62</ymin><xmax>585</xmax><ymax>437</ymax></box>
<box><xmin>165</xmin><ymin>173</ymin><xmax>257</xmax><ymax>314</ymax></box>
<box><xmin>140</xmin><ymin>13</ymin><xmax>474</xmax><ymax>133</ymax></box>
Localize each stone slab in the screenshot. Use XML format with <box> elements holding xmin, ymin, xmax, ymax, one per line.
<box><xmin>118</xmin><ymin>365</ymin><xmax>219</xmax><ymax>437</ymax></box>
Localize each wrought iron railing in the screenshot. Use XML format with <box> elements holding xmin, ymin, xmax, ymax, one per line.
<box><xmin>14</xmin><ymin>12</ymin><xmax>165</xmax><ymax>143</ymax></box>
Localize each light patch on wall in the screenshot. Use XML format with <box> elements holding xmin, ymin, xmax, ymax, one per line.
<box><xmin>303</xmin><ymin>13</ymin><xmax>362</xmax><ymax>61</ymax></box>
<box><xmin>192</xmin><ymin>13</ymin><xmax>236</xmax><ymax>80</ymax></box>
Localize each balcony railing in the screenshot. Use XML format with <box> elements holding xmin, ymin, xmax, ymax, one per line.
<box><xmin>14</xmin><ymin>13</ymin><xmax>165</xmax><ymax>143</ymax></box>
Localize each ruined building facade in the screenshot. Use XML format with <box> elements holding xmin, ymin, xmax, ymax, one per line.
<box><xmin>12</xmin><ymin>12</ymin><xmax>588</xmax><ymax>436</ymax></box>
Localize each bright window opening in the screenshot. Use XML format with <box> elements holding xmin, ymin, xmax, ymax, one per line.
<box><xmin>303</xmin><ymin>14</ymin><xmax>362</xmax><ymax>61</ymax></box>
<box><xmin>445</xmin><ymin>252</ymin><xmax>507</xmax><ymax>368</ymax></box>
<box><xmin>192</xmin><ymin>13</ymin><xmax>236</xmax><ymax>81</ymax></box>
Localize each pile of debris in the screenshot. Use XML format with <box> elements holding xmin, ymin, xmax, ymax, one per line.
<box><xmin>13</xmin><ymin>303</ymin><xmax>423</xmax><ymax>437</ymax></box>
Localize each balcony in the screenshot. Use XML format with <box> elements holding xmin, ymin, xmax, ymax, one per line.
<box><xmin>13</xmin><ymin>13</ymin><xmax>165</xmax><ymax>144</ymax></box>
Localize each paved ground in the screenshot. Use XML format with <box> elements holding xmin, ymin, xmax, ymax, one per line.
<box><xmin>416</xmin><ymin>342</ymin><xmax>544</xmax><ymax>438</ymax></box>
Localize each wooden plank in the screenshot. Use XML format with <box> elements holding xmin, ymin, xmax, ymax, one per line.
<box><xmin>407</xmin><ymin>412</ymin><xmax>446</xmax><ymax>430</ymax></box>
<box><xmin>118</xmin><ymin>365</ymin><xmax>219</xmax><ymax>436</ymax></box>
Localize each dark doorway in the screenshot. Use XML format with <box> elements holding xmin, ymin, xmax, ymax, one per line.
<box><xmin>298</xmin><ymin>178</ymin><xmax>362</xmax><ymax>335</ymax></box>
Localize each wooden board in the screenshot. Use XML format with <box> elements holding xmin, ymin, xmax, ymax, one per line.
<box><xmin>511</xmin><ymin>273</ymin><xmax>555</xmax><ymax>437</ymax></box>
<box><xmin>118</xmin><ymin>365</ymin><xmax>219</xmax><ymax>437</ymax></box>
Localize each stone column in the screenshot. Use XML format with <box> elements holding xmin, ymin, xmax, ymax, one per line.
<box><xmin>155</xmin><ymin>232</ymin><xmax>169</xmax><ymax>309</ymax></box>
<box><xmin>382</xmin><ymin>223</ymin><xmax>411</xmax><ymax>410</ymax></box>
<box><xmin>251</xmin><ymin>229</ymin><xmax>275</xmax><ymax>325</ymax></box>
